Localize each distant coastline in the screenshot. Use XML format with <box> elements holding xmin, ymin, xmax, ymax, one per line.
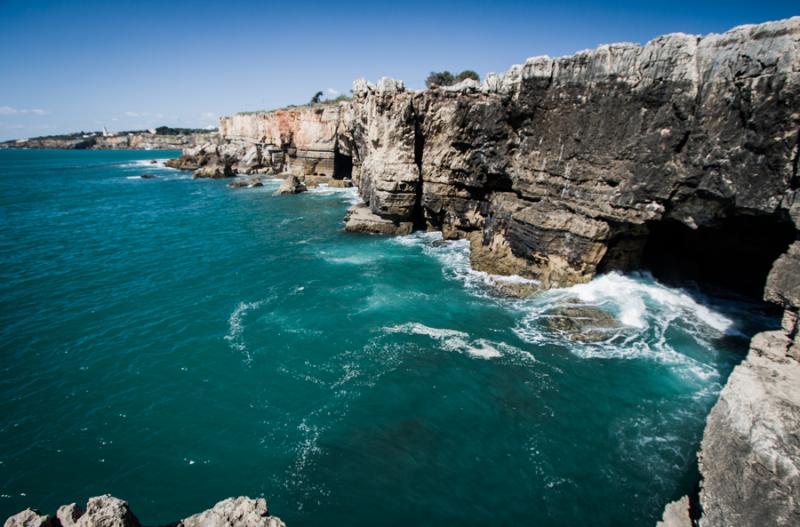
<box><xmin>0</xmin><ymin>126</ymin><xmax>218</xmax><ymax>151</ymax></box>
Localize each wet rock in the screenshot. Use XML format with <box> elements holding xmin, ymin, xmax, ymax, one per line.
<box><xmin>139</xmin><ymin>174</ymin><xmax>158</xmax><ymax>179</ymax></box>
<box><xmin>273</xmin><ymin>175</ymin><xmax>306</xmax><ymax>195</ymax></box>
<box><xmin>228</xmin><ymin>178</ymin><xmax>264</xmax><ymax>188</ymax></box>
<box><xmin>545</xmin><ymin>304</ymin><xmax>621</xmax><ymax>342</ymax></box>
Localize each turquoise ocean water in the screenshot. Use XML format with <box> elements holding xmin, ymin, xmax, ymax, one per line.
<box><xmin>0</xmin><ymin>150</ymin><xmax>778</xmax><ymax>526</ymax></box>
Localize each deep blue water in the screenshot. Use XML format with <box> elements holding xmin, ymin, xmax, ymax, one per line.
<box><xmin>0</xmin><ymin>150</ymin><xmax>777</xmax><ymax>526</ymax></box>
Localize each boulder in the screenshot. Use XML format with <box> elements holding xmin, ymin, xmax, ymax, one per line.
<box><xmin>193</xmin><ymin>162</ymin><xmax>234</xmax><ymax>179</ymax></box>
<box><xmin>73</xmin><ymin>495</ymin><xmax>140</xmax><ymax>527</ymax></box>
<box><xmin>3</xmin><ymin>509</ymin><xmax>53</xmax><ymax>527</ymax></box>
<box><xmin>180</xmin><ymin>497</ymin><xmax>285</xmax><ymax>527</ymax></box>
<box><xmin>55</xmin><ymin>504</ymin><xmax>83</xmax><ymax>527</ymax></box>
<box><xmin>273</xmin><ymin>175</ymin><xmax>307</xmax><ymax>195</ymax></box>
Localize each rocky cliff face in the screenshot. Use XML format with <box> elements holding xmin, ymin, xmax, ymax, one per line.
<box><xmin>4</xmin><ymin>495</ymin><xmax>285</xmax><ymax>527</ymax></box>
<box><xmin>345</xmin><ymin>17</ymin><xmax>799</xmax><ymax>291</ymax></box>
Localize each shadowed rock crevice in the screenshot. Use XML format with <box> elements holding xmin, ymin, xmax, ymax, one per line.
<box><xmin>641</xmin><ymin>215</ymin><xmax>796</xmax><ymax>299</ymax></box>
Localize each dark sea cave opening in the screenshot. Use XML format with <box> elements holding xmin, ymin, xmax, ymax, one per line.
<box><xmin>640</xmin><ymin>215</ymin><xmax>795</xmax><ymax>301</ymax></box>
<box><xmin>333</xmin><ymin>150</ymin><xmax>353</xmax><ymax>180</ymax></box>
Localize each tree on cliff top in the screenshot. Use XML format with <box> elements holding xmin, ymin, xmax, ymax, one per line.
<box><xmin>456</xmin><ymin>70</ymin><xmax>480</xmax><ymax>82</ymax></box>
<box><xmin>425</xmin><ymin>70</ymin><xmax>480</xmax><ymax>88</ymax></box>
<box><xmin>310</xmin><ymin>91</ymin><xmax>324</xmax><ymax>104</ymax></box>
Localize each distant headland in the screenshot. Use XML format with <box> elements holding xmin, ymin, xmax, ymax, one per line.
<box><xmin>0</xmin><ymin>126</ymin><xmax>217</xmax><ymax>151</ymax></box>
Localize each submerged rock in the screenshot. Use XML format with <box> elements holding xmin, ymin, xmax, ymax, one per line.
<box><xmin>273</xmin><ymin>175</ymin><xmax>307</xmax><ymax>195</ymax></box>
<box><xmin>545</xmin><ymin>304</ymin><xmax>622</xmax><ymax>342</ymax></box>
<box><xmin>228</xmin><ymin>178</ymin><xmax>264</xmax><ymax>188</ymax></box>
<box><xmin>139</xmin><ymin>173</ymin><xmax>158</xmax><ymax>179</ymax></box>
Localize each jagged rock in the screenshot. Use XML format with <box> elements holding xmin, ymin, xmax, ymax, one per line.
<box><xmin>3</xmin><ymin>509</ymin><xmax>53</xmax><ymax>527</ymax></box>
<box><xmin>5</xmin><ymin>496</ymin><xmax>284</xmax><ymax>527</ymax></box>
<box><xmin>765</xmin><ymin>242</ymin><xmax>800</xmax><ymax>310</ymax></box>
<box><xmin>180</xmin><ymin>497</ymin><xmax>285</xmax><ymax>527</ymax></box>
<box><xmin>698</xmin><ymin>330</ymin><xmax>800</xmax><ymax>526</ymax></box>
<box><xmin>193</xmin><ymin>162</ymin><xmax>234</xmax><ymax>179</ymax></box>
<box><xmin>273</xmin><ymin>175</ymin><xmax>306</xmax><ymax>195</ymax></box>
<box><xmin>55</xmin><ymin>504</ymin><xmax>83</xmax><ymax>527</ymax></box>
<box><xmin>73</xmin><ymin>495</ymin><xmax>141</xmax><ymax>527</ymax></box>
<box><xmin>655</xmin><ymin>496</ymin><xmax>691</xmax><ymax>527</ymax></box>
<box><xmin>344</xmin><ymin>203</ymin><xmax>413</xmax><ymax>235</ymax></box>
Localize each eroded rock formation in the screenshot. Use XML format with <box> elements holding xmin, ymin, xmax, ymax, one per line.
<box><xmin>3</xmin><ymin>495</ymin><xmax>285</xmax><ymax>527</ymax></box>
<box><xmin>345</xmin><ymin>17</ymin><xmax>800</xmax><ymax>291</ymax></box>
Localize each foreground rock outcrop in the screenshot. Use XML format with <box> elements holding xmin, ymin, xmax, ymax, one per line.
<box><xmin>4</xmin><ymin>496</ymin><xmax>285</xmax><ymax>527</ymax></box>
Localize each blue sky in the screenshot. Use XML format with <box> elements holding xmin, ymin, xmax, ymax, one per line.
<box><xmin>0</xmin><ymin>0</ymin><xmax>796</xmax><ymax>140</ymax></box>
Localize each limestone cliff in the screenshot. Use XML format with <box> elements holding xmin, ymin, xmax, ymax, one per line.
<box><xmin>346</xmin><ymin>17</ymin><xmax>800</xmax><ymax>291</ymax></box>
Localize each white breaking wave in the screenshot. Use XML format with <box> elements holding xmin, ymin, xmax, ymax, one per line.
<box><xmin>560</xmin><ymin>273</ymin><xmax>733</xmax><ymax>333</ymax></box>
<box><xmin>307</xmin><ymin>184</ymin><xmax>362</xmax><ymax>204</ymax></box>
<box><xmin>389</xmin><ymin>232</ymin><xmax>746</xmax><ymax>381</ymax></box>
<box><xmin>119</xmin><ymin>159</ymin><xmax>176</xmax><ymax>169</ymax></box>
<box><xmin>510</xmin><ymin>272</ymin><xmax>741</xmax><ymax>381</ymax></box>
<box><xmin>384</xmin><ymin>322</ymin><xmax>534</xmax><ymax>361</ymax></box>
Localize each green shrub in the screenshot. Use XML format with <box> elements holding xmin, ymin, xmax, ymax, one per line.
<box><xmin>425</xmin><ymin>70</ymin><xmax>480</xmax><ymax>88</ymax></box>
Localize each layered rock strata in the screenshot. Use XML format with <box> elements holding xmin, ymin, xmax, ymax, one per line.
<box><xmin>4</xmin><ymin>495</ymin><xmax>285</xmax><ymax>527</ymax></box>
<box><xmin>345</xmin><ymin>17</ymin><xmax>800</xmax><ymax>290</ymax></box>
